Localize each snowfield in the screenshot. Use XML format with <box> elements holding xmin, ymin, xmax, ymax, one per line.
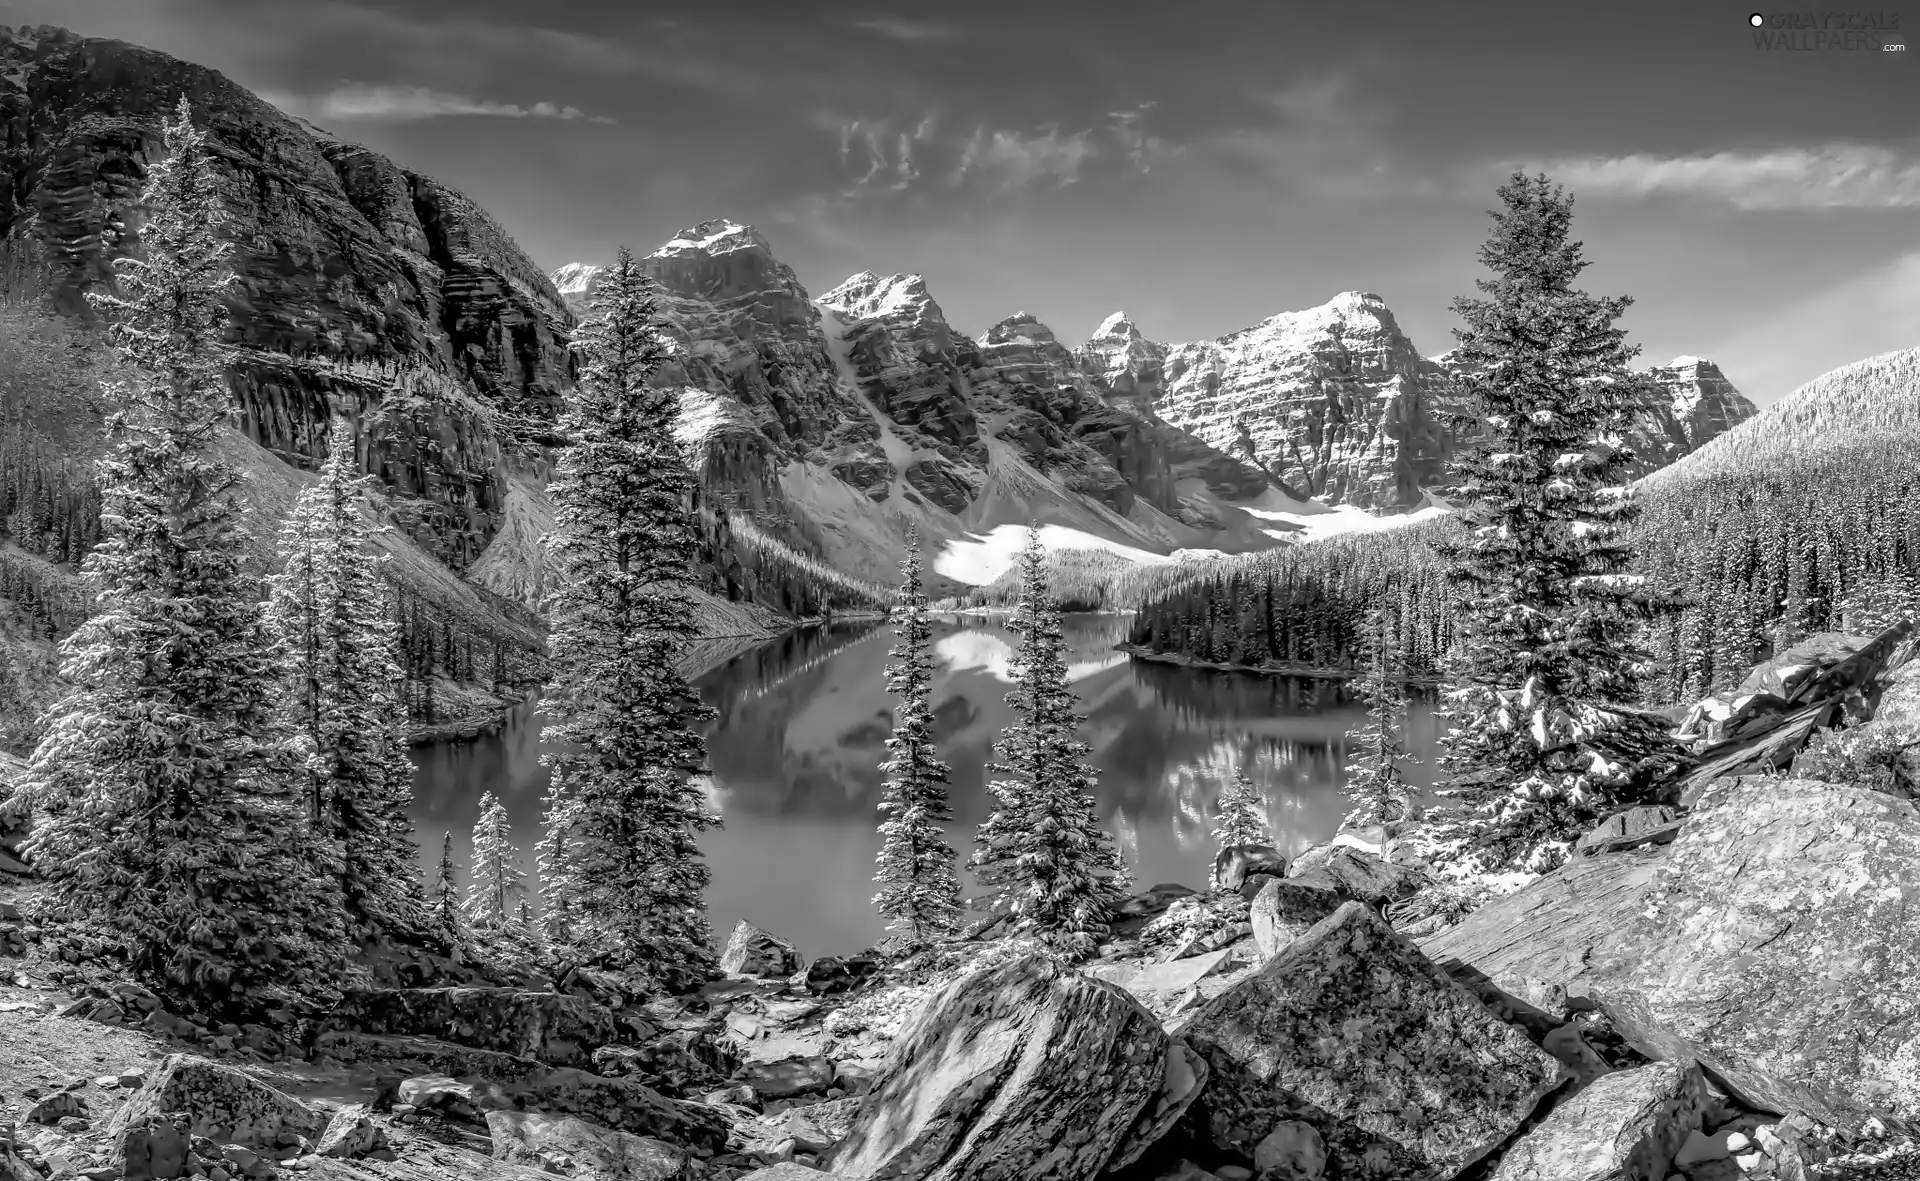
<box><xmin>932</xmin><ymin>523</ymin><xmax>1175</xmax><ymax>586</ymax></box>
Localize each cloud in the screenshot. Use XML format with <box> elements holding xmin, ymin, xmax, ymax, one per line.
<box><xmin>1501</xmin><ymin>145</ymin><xmax>1920</xmax><ymax>210</ymax></box>
<box><xmin>848</xmin><ymin>16</ymin><xmax>958</xmax><ymax>42</ymax></box>
<box><xmin>826</xmin><ymin>105</ymin><xmax>1177</xmax><ymax>200</ymax></box>
<box><xmin>266</xmin><ymin>82</ymin><xmax>615</xmax><ymax>124</ymax></box>
<box><xmin>952</xmin><ymin>124</ymin><xmax>1097</xmax><ymax>191</ymax></box>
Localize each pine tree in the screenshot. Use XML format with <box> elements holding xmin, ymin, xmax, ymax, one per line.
<box><xmin>1208</xmin><ymin>768</ymin><xmax>1273</xmax><ymax>890</ymax></box>
<box><xmin>1434</xmin><ymin>172</ymin><xmax>1682</xmax><ymax>876</ymax></box>
<box><xmin>264</xmin><ymin>420</ymin><xmax>424</xmax><ymax>946</ymax></box>
<box><xmin>968</xmin><ymin>528</ymin><xmax>1127</xmax><ymax>959</ymax></box>
<box><xmin>1343</xmin><ymin>610</ymin><xmax>1419</xmax><ymax>830</ymax></box>
<box><xmin>463</xmin><ymin>791</ymin><xmax>533</xmax><ymax>962</ymax></box>
<box><xmin>16</xmin><ymin>98</ymin><xmax>347</xmax><ymax>1013</ymax></box>
<box><xmin>431</xmin><ymin>830</ymin><xmax>465</xmax><ymax>953</ymax></box>
<box><xmin>872</xmin><ymin>529</ymin><xmax>963</xmax><ymax>945</ymax></box>
<box><xmin>536</xmin><ymin>246</ymin><xmax>719</xmax><ymax>986</ymax></box>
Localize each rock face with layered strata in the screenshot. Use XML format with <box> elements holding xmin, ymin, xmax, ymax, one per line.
<box><xmin>1156</xmin><ymin>292</ymin><xmax>1458</xmax><ymax>507</ymax></box>
<box><xmin>0</xmin><ymin>24</ymin><xmax>571</xmax><ymax>571</ymax></box>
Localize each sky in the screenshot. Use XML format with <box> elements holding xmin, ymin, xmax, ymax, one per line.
<box><xmin>2</xmin><ymin>0</ymin><xmax>1915</xmax><ymax>406</ymax></box>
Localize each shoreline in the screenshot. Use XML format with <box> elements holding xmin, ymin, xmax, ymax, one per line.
<box><xmin>1115</xmin><ymin>642</ymin><xmax>1448</xmax><ymax>686</ymax></box>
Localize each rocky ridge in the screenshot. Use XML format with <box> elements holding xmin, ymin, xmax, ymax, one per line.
<box><xmin>551</xmin><ymin>228</ymin><xmax>1286</xmax><ymax>589</ymax></box>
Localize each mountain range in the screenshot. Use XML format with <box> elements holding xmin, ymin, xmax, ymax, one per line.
<box><xmin>0</xmin><ymin>22</ymin><xmax>1758</xmax><ymax>641</ymax></box>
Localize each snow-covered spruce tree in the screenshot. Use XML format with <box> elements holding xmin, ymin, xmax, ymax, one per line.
<box><xmin>17</xmin><ymin>98</ymin><xmax>347</xmax><ymax>1012</ymax></box>
<box><xmin>872</xmin><ymin>529</ymin><xmax>963</xmax><ymax>945</ymax></box>
<box><xmin>1433</xmin><ymin>172</ymin><xmax>1684</xmax><ymax>877</ymax></box>
<box><xmin>536</xmin><ymin>246</ymin><xmax>719</xmax><ymax>986</ymax></box>
<box><xmin>967</xmin><ymin>528</ymin><xmax>1128</xmax><ymax>959</ymax></box>
<box><xmin>463</xmin><ymin>791</ymin><xmax>534</xmax><ymax>962</ymax></box>
<box><xmin>431</xmin><ymin>830</ymin><xmax>465</xmax><ymax>954</ymax></box>
<box><xmin>264</xmin><ymin>420</ymin><xmax>425</xmax><ymax>946</ymax></box>
<box><xmin>1342</xmin><ymin>610</ymin><xmax>1420</xmax><ymax>830</ymax></box>
<box><xmin>1207</xmin><ymin>768</ymin><xmax>1274</xmax><ymax>890</ymax></box>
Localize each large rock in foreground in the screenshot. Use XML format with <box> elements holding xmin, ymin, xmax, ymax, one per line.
<box><xmin>826</xmin><ymin>953</ymin><xmax>1169</xmax><ymax>1181</ymax></box>
<box><xmin>107</xmin><ymin>1054</ymin><xmax>327</xmax><ymax>1148</ymax></box>
<box><xmin>1488</xmin><ymin>1062</ymin><xmax>1711</xmax><ymax>1181</ymax></box>
<box><xmin>1180</xmin><ymin>902</ymin><xmax>1563</xmax><ymax>1180</ymax></box>
<box><xmin>1582</xmin><ymin>777</ymin><xmax>1920</xmax><ymax>1130</ymax></box>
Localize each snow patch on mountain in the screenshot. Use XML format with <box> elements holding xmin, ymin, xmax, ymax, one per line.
<box><xmin>932</xmin><ymin>522</ymin><xmax>1174</xmax><ymax>587</ymax></box>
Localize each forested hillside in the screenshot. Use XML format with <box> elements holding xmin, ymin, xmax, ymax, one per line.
<box><xmin>1129</xmin><ymin>346</ymin><xmax>1920</xmax><ymax>705</ymax></box>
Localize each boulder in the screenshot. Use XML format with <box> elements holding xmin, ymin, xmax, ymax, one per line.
<box><xmin>1105</xmin><ymin>1039</ymin><xmax>1210</xmax><ymax>1172</ymax></box>
<box><xmin>739</xmin><ymin>1166</ymin><xmax>842</xmax><ymax>1181</ymax></box>
<box><xmin>116</xmin><ymin>1113</ymin><xmax>190</xmax><ymax>1181</ymax></box>
<box><xmin>1581</xmin><ymin>777</ymin><xmax>1920</xmax><ymax>1131</ymax></box>
<box><xmin>108</xmin><ymin>1055</ymin><xmax>327</xmax><ymax>1149</ymax></box>
<box><xmin>323</xmin><ymin>987</ymin><xmax>616</xmax><ymax>1067</ymax></box>
<box><xmin>592</xmin><ymin>1027</ymin><xmax>741</xmax><ymax>1097</ymax></box>
<box><xmin>1417</xmin><ymin>845</ymin><xmax>1670</xmax><ymax>1002</ymax></box>
<box><xmin>827</xmin><ymin>953</ymin><xmax>1169</xmax><ymax>1181</ymax></box>
<box><xmin>313</xmin><ymin>1107</ymin><xmax>387</xmax><ymax>1160</ymax></box>
<box><xmin>1488</xmin><ymin>1062</ymin><xmax>1712</xmax><ymax>1181</ymax></box>
<box><xmin>1213</xmin><ymin>846</ymin><xmax>1287</xmax><ymax>893</ymax></box>
<box><xmin>485</xmin><ymin>1110</ymin><xmax>689</xmax><ymax>1181</ymax></box>
<box><xmin>1283</xmin><ymin>846</ymin><xmax>1428</xmax><ymax>909</ymax></box>
<box><xmin>739</xmin><ymin>1056</ymin><xmax>837</xmax><ymax>1101</ymax></box>
<box><xmin>514</xmin><ymin>1067</ymin><xmax>731</xmax><ymax>1153</ymax></box>
<box><xmin>1577</xmin><ymin>806</ymin><xmax>1685</xmax><ymax>856</ymax></box>
<box><xmin>723</xmin><ymin>921</ymin><xmax>805</xmax><ymax>978</ymax></box>
<box><xmin>764</xmin><ymin>1098</ymin><xmax>861</xmax><ymax>1156</ymax></box>
<box><xmin>1179</xmin><ymin>902</ymin><xmax>1562</xmax><ymax>1180</ymax></box>
<box><xmin>1248</xmin><ymin>879</ymin><xmax>1345</xmax><ymax>960</ymax></box>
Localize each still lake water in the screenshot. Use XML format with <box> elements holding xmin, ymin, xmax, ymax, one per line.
<box><xmin>408</xmin><ymin>614</ymin><xmax>1442</xmax><ymax>961</ymax></box>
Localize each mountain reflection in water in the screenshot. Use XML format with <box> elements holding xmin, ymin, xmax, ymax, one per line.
<box><xmin>409</xmin><ymin>614</ymin><xmax>1440</xmax><ymax>959</ymax></box>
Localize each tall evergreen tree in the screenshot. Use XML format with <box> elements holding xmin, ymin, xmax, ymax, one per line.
<box><xmin>872</xmin><ymin>530</ymin><xmax>963</xmax><ymax>944</ymax></box>
<box><xmin>431</xmin><ymin>830</ymin><xmax>465</xmax><ymax>953</ymax></box>
<box><xmin>536</xmin><ymin>247</ymin><xmax>719</xmax><ymax>986</ymax></box>
<box><xmin>16</xmin><ymin>98</ymin><xmax>346</xmax><ymax>1012</ymax></box>
<box><xmin>1342</xmin><ymin>610</ymin><xmax>1419</xmax><ymax>830</ymax></box>
<box><xmin>463</xmin><ymin>792</ymin><xmax>533</xmax><ymax>961</ymax></box>
<box><xmin>968</xmin><ymin>528</ymin><xmax>1127</xmax><ymax>959</ymax></box>
<box><xmin>264</xmin><ymin>420</ymin><xmax>424</xmax><ymax>945</ymax></box>
<box><xmin>1434</xmin><ymin>172</ymin><xmax>1682</xmax><ymax>876</ymax></box>
<box><xmin>1208</xmin><ymin>768</ymin><xmax>1273</xmax><ymax>890</ymax></box>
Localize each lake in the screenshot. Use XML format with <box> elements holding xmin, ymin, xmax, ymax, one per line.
<box><xmin>408</xmin><ymin>614</ymin><xmax>1443</xmax><ymax>961</ymax></box>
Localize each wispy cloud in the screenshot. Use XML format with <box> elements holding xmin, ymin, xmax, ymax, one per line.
<box><xmin>264</xmin><ymin>82</ymin><xmax>615</xmax><ymax>124</ymax></box>
<box><xmin>1503</xmin><ymin>145</ymin><xmax>1920</xmax><ymax>210</ymax></box>
<box><xmin>827</xmin><ymin>105</ymin><xmax>1178</xmax><ymax>200</ymax></box>
<box><xmin>847</xmin><ymin>15</ymin><xmax>959</xmax><ymax>42</ymax></box>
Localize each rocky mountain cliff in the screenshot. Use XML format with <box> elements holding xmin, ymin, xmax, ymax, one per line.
<box><xmin>552</xmin><ymin>225</ymin><xmax>1286</xmax><ymax>589</ymax></box>
<box><xmin>0</xmin><ymin>24</ymin><xmax>572</xmax><ymax>573</ymax></box>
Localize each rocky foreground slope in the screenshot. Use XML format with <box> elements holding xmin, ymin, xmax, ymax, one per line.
<box><xmin>4</xmin><ymin>704</ymin><xmax>1919</xmax><ymax>1181</ymax></box>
